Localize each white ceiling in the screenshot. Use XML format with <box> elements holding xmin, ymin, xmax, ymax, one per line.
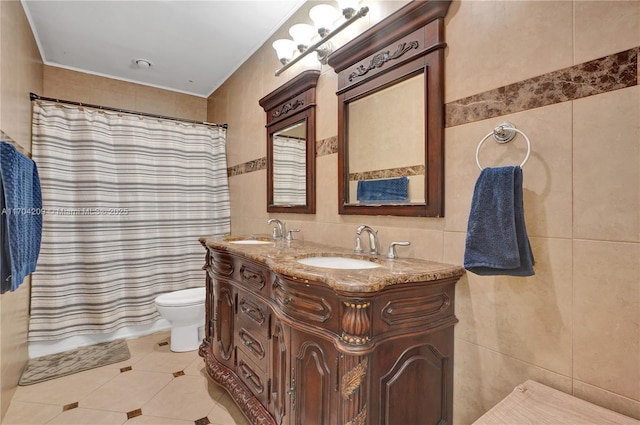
<box><xmin>22</xmin><ymin>0</ymin><xmax>306</xmax><ymax>98</ymax></box>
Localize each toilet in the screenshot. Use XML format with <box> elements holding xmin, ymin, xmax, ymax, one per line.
<box><xmin>154</xmin><ymin>287</ymin><xmax>206</xmax><ymax>352</ymax></box>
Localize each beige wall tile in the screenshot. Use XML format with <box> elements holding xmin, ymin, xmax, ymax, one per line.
<box><xmin>454</xmin><ymin>237</ymin><xmax>573</xmax><ymax>375</ymax></box>
<box><xmin>573</xmin><ymin>87</ymin><xmax>640</xmax><ymax>242</ymax></box>
<box><xmin>43</xmin><ymin>67</ymin><xmax>207</xmax><ymax>122</ymax></box>
<box><xmin>574</xmin><ymin>379</ymin><xmax>640</xmax><ymax>421</ymax></box>
<box><xmin>575</xmin><ymin>1</ymin><xmax>640</xmax><ymax>65</ymax></box>
<box><xmin>445</xmin><ymin>102</ymin><xmax>573</xmax><ymax>239</ymax></box>
<box><xmin>0</xmin><ymin>0</ymin><xmax>43</xmax><ymax>420</ymax></box>
<box><xmin>134</xmin><ymin>86</ymin><xmax>178</xmax><ymax>117</ymax></box>
<box><xmin>443</xmin><ymin>230</ymin><xmax>465</xmax><ymax>267</ymax></box>
<box><xmin>445</xmin><ymin>0</ymin><xmax>573</xmax><ymax>103</ymax></box>
<box><xmin>315</xmin><ymin>153</ymin><xmax>339</xmax><ymax>224</ymax></box>
<box><xmin>316</xmin><ymin>71</ymin><xmax>338</xmax><ymax>142</ymax></box>
<box><xmin>207</xmin><ymin>83</ymin><xmax>229</xmax><ymax>126</ymax></box>
<box><xmin>573</xmin><ymin>239</ymin><xmax>640</xmax><ymax>401</ymax></box>
<box><xmin>90</xmin><ymin>87</ymin><xmax>137</xmax><ymax>111</ymax></box>
<box><xmin>229</xmin><ymin>171</ymin><xmax>268</xmax><ymax>230</ymax></box>
<box><xmin>454</xmin><ymin>338</ymin><xmax>573</xmax><ymax>425</ymax></box>
<box><xmin>1</xmin><ymin>0</ymin><xmax>43</xmax><ymax>147</ymax></box>
<box><xmin>175</xmin><ymin>94</ymin><xmax>207</xmax><ymax>122</ymax></box>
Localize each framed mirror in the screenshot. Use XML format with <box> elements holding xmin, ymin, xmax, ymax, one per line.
<box><xmin>327</xmin><ymin>0</ymin><xmax>451</xmax><ymax>217</ymax></box>
<box><xmin>259</xmin><ymin>70</ymin><xmax>319</xmax><ymax>214</ymax></box>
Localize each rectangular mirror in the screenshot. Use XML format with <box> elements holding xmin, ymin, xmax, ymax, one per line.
<box><xmin>259</xmin><ymin>70</ymin><xmax>319</xmax><ymax>214</ymax></box>
<box><xmin>327</xmin><ymin>1</ymin><xmax>451</xmax><ymax>217</ymax></box>
<box><xmin>347</xmin><ymin>74</ymin><xmax>425</xmax><ymax>204</ymax></box>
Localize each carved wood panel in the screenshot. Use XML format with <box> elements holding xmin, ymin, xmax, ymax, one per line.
<box><xmin>216</xmin><ymin>283</ymin><xmax>235</xmax><ymax>363</ymax></box>
<box><xmin>379</xmin><ymin>343</ymin><xmax>449</xmax><ymax>425</ymax></box>
<box><xmin>292</xmin><ymin>337</ymin><xmax>334</xmax><ymax>425</ymax></box>
<box><xmin>270</xmin><ymin>320</ymin><xmax>288</xmax><ymax>425</ymax></box>
<box><xmin>272</xmin><ymin>278</ymin><xmax>333</xmax><ymax>323</ymax></box>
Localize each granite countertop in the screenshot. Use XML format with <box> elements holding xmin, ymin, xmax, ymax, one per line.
<box><xmin>200</xmin><ymin>235</ymin><xmax>465</xmax><ymax>293</ymax></box>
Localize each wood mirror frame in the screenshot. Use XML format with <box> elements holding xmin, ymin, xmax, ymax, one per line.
<box><xmin>259</xmin><ymin>70</ymin><xmax>320</xmax><ymax>214</ymax></box>
<box><xmin>327</xmin><ymin>0</ymin><xmax>451</xmax><ymax>217</ymax></box>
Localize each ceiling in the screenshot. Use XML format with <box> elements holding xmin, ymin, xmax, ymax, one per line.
<box><xmin>22</xmin><ymin>0</ymin><xmax>306</xmax><ymax>98</ymax></box>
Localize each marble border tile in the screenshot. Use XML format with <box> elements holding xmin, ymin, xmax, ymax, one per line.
<box><xmin>227</xmin><ymin>157</ymin><xmax>266</xmax><ymax>177</ymax></box>
<box><xmin>230</xmin><ymin>47</ymin><xmax>638</xmax><ymax>176</ymax></box>
<box><xmin>446</xmin><ymin>47</ymin><xmax>638</xmax><ymax>127</ymax></box>
<box><xmin>349</xmin><ymin>164</ymin><xmax>425</xmax><ymax>181</ymax></box>
<box><xmin>317</xmin><ymin>136</ymin><xmax>337</xmax><ymax>157</ymax></box>
<box><xmin>228</xmin><ymin>135</ymin><xmax>338</xmax><ymax>177</ymax></box>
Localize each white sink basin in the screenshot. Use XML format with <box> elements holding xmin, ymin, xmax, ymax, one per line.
<box><xmin>228</xmin><ymin>239</ymin><xmax>273</xmax><ymax>245</ymax></box>
<box><xmin>297</xmin><ymin>256</ymin><xmax>380</xmax><ymax>270</ymax></box>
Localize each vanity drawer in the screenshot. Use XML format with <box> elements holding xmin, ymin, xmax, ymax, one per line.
<box><xmin>272</xmin><ymin>276</ymin><xmax>337</xmax><ymax>326</ymax></box>
<box><xmin>236</xmin><ymin>289</ymin><xmax>269</xmax><ymax>371</ymax></box>
<box><xmin>208</xmin><ymin>249</ymin><xmax>271</xmax><ymax>298</ymax></box>
<box><xmin>209</xmin><ymin>250</ymin><xmax>235</xmax><ymax>277</ymax></box>
<box><xmin>236</xmin><ymin>352</ymin><xmax>269</xmax><ymax>406</ymax></box>
<box><xmin>237</xmin><ymin>291</ymin><xmax>270</xmax><ymax>331</ymax></box>
<box><xmin>235</xmin><ymin>259</ymin><xmax>269</xmax><ymax>297</ymax></box>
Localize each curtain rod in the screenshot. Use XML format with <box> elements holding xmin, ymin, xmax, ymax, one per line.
<box><xmin>30</xmin><ymin>93</ymin><xmax>228</xmax><ymax>129</ymax></box>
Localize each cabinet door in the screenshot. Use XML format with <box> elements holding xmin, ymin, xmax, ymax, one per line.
<box><xmin>372</xmin><ymin>329</ymin><xmax>454</xmax><ymax>425</ymax></box>
<box><xmin>270</xmin><ymin>319</ymin><xmax>290</xmax><ymax>425</ymax></box>
<box><xmin>290</xmin><ymin>330</ymin><xmax>336</xmax><ymax>425</ymax></box>
<box><xmin>214</xmin><ymin>279</ymin><xmax>235</xmax><ymax>369</ymax></box>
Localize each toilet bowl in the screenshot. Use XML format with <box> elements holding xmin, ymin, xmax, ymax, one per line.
<box><xmin>154</xmin><ymin>287</ymin><xmax>206</xmax><ymax>352</ymax></box>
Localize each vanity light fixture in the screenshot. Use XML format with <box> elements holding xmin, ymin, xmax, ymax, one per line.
<box><xmin>272</xmin><ymin>2</ymin><xmax>369</xmax><ymax>76</ymax></box>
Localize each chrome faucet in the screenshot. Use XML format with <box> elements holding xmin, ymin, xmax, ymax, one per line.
<box><xmin>355</xmin><ymin>225</ymin><xmax>380</xmax><ymax>255</ymax></box>
<box><xmin>267</xmin><ymin>218</ymin><xmax>286</xmax><ymax>239</ymax></box>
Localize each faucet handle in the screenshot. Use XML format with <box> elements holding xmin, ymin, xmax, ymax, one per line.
<box><xmin>354</xmin><ymin>236</ymin><xmax>364</xmax><ymax>253</ymax></box>
<box><xmin>286</xmin><ymin>229</ymin><xmax>300</xmax><ymax>241</ymax></box>
<box><xmin>387</xmin><ymin>241</ymin><xmax>411</xmax><ymax>259</ymax></box>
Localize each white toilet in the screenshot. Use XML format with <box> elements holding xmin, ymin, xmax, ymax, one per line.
<box><xmin>154</xmin><ymin>287</ymin><xmax>206</xmax><ymax>352</ymax></box>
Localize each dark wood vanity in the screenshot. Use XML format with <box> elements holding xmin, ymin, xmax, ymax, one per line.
<box><xmin>199</xmin><ymin>237</ymin><xmax>464</xmax><ymax>425</ymax></box>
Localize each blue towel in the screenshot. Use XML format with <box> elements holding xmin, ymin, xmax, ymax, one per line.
<box><xmin>357</xmin><ymin>176</ymin><xmax>409</xmax><ymax>203</ymax></box>
<box><xmin>464</xmin><ymin>166</ymin><xmax>534</xmax><ymax>276</ymax></box>
<box><xmin>0</xmin><ymin>142</ymin><xmax>43</xmax><ymax>293</ymax></box>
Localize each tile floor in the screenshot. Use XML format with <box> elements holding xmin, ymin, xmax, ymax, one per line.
<box><xmin>2</xmin><ymin>332</ymin><xmax>249</xmax><ymax>425</ymax></box>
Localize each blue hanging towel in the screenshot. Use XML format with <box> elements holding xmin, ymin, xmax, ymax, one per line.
<box><xmin>0</xmin><ymin>142</ymin><xmax>43</xmax><ymax>293</ymax></box>
<box><xmin>357</xmin><ymin>176</ymin><xmax>409</xmax><ymax>203</ymax></box>
<box><xmin>463</xmin><ymin>166</ymin><xmax>534</xmax><ymax>277</ymax></box>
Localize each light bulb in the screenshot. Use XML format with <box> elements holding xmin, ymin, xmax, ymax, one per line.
<box><xmin>289</xmin><ymin>24</ymin><xmax>316</xmax><ymax>52</ymax></box>
<box><xmin>272</xmin><ymin>39</ymin><xmax>296</xmax><ymax>65</ymax></box>
<box><xmin>309</xmin><ymin>4</ymin><xmax>339</xmax><ymax>37</ymax></box>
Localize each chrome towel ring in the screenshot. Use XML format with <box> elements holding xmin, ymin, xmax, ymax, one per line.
<box><xmin>475</xmin><ymin>122</ymin><xmax>531</xmax><ymax>170</ymax></box>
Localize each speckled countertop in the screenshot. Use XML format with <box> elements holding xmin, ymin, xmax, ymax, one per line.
<box><xmin>200</xmin><ymin>235</ymin><xmax>465</xmax><ymax>293</ymax></box>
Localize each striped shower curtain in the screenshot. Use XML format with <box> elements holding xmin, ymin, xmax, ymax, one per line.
<box><xmin>28</xmin><ymin>101</ymin><xmax>230</xmax><ymax>342</ymax></box>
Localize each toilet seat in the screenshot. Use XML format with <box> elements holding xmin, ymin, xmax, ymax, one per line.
<box><xmin>155</xmin><ymin>287</ymin><xmax>205</xmax><ymax>307</ymax></box>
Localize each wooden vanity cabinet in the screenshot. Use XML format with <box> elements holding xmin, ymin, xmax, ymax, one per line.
<box><xmin>200</xmin><ymin>246</ymin><xmax>460</xmax><ymax>425</ymax></box>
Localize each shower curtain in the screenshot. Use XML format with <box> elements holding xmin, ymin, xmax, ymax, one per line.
<box><xmin>28</xmin><ymin>101</ymin><xmax>230</xmax><ymax>342</ymax></box>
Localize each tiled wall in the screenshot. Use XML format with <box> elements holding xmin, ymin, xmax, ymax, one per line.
<box><xmin>43</xmin><ymin>67</ymin><xmax>208</xmax><ymax>122</ymax></box>
<box><xmin>0</xmin><ymin>8</ymin><xmax>207</xmax><ymax>420</ymax></box>
<box><xmin>0</xmin><ymin>0</ymin><xmax>43</xmax><ymax>420</ymax></box>
<box><xmin>208</xmin><ymin>1</ymin><xmax>640</xmax><ymax>423</ymax></box>
<box><xmin>2</xmin><ymin>0</ymin><xmax>638</xmax><ymax>423</ymax></box>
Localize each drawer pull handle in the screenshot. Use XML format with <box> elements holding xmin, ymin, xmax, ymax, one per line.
<box><xmin>239</xmin><ymin>298</ymin><xmax>266</xmax><ymax>325</ymax></box>
<box><xmin>239</xmin><ymin>329</ymin><xmax>265</xmax><ymax>359</ymax></box>
<box><xmin>239</xmin><ymin>360</ymin><xmax>264</xmax><ymax>394</ymax></box>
